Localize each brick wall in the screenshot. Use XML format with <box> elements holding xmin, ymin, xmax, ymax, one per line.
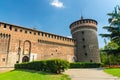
<box><xmin>0</xmin><ymin>22</ymin><xmax>75</xmax><ymax>67</ymax></box>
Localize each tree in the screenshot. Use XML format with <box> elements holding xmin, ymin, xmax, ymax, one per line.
<box><xmin>100</xmin><ymin>6</ymin><xmax>120</xmax><ymax>66</ymax></box>
<box><xmin>100</xmin><ymin>41</ymin><xmax>120</xmax><ymax>65</ymax></box>
<box><xmin>100</xmin><ymin>6</ymin><xmax>120</xmax><ymax>44</ymax></box>
<box><xmin>100</xmin><ymin>6</ymin><xmax>120</xmax><ymax>54</ymax></box>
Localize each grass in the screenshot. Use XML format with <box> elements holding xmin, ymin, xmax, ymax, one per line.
<box><xmin>0</xmin><ymin>69</ymin><xmax>70</xmax><ymax>80</ymax></box>
<box><xmin>104</xmin><ymin>68</ymin><xmax>120</xmax><ymax>77</ymax></box>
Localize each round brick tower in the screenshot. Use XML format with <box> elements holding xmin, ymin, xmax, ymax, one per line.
<box><xmin>70</xmin><ymin>17</ymin><xmax>100</xmax><ymax>63</ymax></box>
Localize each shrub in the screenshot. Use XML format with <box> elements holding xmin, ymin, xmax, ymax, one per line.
<box><xmin>15</xmin><ymin>59</ymin><xmax>70</xmax><ymax>74</ymax></box>
<box><xmin>70</xmin><ymin>62</ymin><xmax>101</xmax><ymax>68</ymax></box>
<box><xmin>47</xmin><ymin>59</ymin><xmax>70</xmax><ymax>74</ymax></box>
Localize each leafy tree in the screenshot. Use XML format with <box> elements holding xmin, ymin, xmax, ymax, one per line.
<box><xmin>100</xmin><ymin>6</ymin><xmax>120</xmax><ymax>44</ymax></box>
<box><xmin>100</xmin><ymin>39</ymin><xmax>120</xmax><ymax>65</ymax></box>
<box><xmin>100</xmin><ymin>6</ymin><xmax>120</xmax><ymax>65</ymax></box>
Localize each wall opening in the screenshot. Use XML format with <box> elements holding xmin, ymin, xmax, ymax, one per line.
<box><xmin>22</xmin><ymin>56</ymin><xmax>29</xmax><ymax>62</ymax></box>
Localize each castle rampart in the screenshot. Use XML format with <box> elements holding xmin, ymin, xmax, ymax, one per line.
<box><xmin>0</xmin><ymin>22</ymin><xmax>75</xmax><ymax>67</ymax></box>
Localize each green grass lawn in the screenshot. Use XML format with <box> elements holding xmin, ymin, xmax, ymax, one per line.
<box><xmin>0</xmin><ymin>69</ymin><xmax>70</xmax><ymax>80</ymax></box>
<box><xmin>104</xmin><ymin>68</ymin><xmax>120</xmax><ymax>77</ymax></box>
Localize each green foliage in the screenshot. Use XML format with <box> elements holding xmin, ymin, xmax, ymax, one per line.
<box><xmin>70</xmin><ymin>62</ymin><xmax>101</xmax><ymax>68</ymax></box>
<box><xmin>46</xmin><ymin>59</ymin><xmax>70</xmax><ymax>74</ymax></box>
<box><xmin>0</xmin><ymin>70</ymin><xmax>70</xmax><ymax>80</ymax></box>
<box><xmin>100</xmin><ymin>41</ymin><xmax>120</xmax><ymax>66</ymax></box>
<box><xmin>15</xmin><ymin>59</ymin><xmax>70</xmax><ymax>74</ymax></box>
<box><xmin>104</xmin><ymin>41</ymin><xmax>119</xmax><ymax>50</ymax></box>
<box><xmin>99</xmin><ymin>6</ymin><xmax>120</xmax><ymax>67</ymax></box>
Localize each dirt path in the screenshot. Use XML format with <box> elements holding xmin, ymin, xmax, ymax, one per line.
<box><xmin>64</xmin><ymin>68</ymin><xmax>120</xmax><ymax>80</ymax></box>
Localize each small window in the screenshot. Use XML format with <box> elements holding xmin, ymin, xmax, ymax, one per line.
<box><xmin>85</xmin><ymin>53</ymin><xmax>87</xmax><ymax>56</ymax></box>
<box><xmin>15</xmin><ymin>28</ymin><xmax>17</xmax><ymax>32</ymax></box>
<box><xmin>34</xmin><ymin>32</ymin><xmax>36</xmax><ymax>35</ymax></box>
<box><xmin>38</xmin><ymin>39</ymin><xmax>40</xmax><ymax>42</ymax></box>
<box><xmin>51</xmin><ymin>35</ymin><xmax>53</xmax><ymax>38</ymax></box>
<box><xmin>4</xmin><ymin>24</ymin><xmax>6</xmax><ymax>28</ymax></box>
<box><xmin>81</xmin><ymin>31</ymin><xmax>84</xmax><ymax>34</ymax></box>
<box><xmin>30</xmin><ymin>31</ymin><xmax>32</xmax><ymax>34</ymax></box>
<box><xmin>54</xmin><ymin>36</ymin><xmax>56</xmax><ymax>39</ymax></box>
<box><xmin>57</xmin><ymin>36</ymin><xmax>59</xmax><ymax>40</ymax></box>
<box><xmin>2</xmin><ymin>58</ymin><xmax>5</xmax><ymax>62</ymax></box>
<box><xmin>41</xmin><ymin>33</ymin><xmax>44</xmax><ymax>36</ymax></box>
<box><xmin>20</xmin><ymin>29</ymin><xmax>22</xmax><ymax>32</ymax></box>
<box><xmin>45</xmin><ymin>34</ymin><xmax>47</xmax><ymax>37</ymax></box>
<box><xmin>90</xmin><ymin>60</ymin><xmax>93</xmax><ymax>62</ymax></box>
<box><xmin>83</xmin><ymin>45</ymin><xmax>86</xmax><ymax>48</ymax></box>
<box><xmin>56</xmin><ymin>50</ymin><xmax>57</xmax><ymax>52</ymax></box>
<box><xmin>38</xmin><ymin>32</ymin><xmax>40</xmax><ymax>35</ymax></box>
<box><xmin>9</xmin><ymin>25</ymin><xmax>12</xmax><ymax>30</ymax></box>
<box><xmin>82</xmin><ymin>38</ymin><xmax>85</xmax><ymax>41</ymax></box>
<box><xmin>48</xmin><ymin>34</ymin><xmax>50</xmax><ymax>37</ymax></box>
<box><xmin>25</xmin><ymin>31</ymin><xmax>27</xmax><ymax>33</ymax></box>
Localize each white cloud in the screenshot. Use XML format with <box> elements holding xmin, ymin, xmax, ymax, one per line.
<box><xmin>67</xmin><ymin>36</ymin><xmax>72</xmax><ymax>38</ymax></box>
<box><xmin>50</xmin><ymin>0</ymin><xmax>64</xmax><ymax>8</ymax></box>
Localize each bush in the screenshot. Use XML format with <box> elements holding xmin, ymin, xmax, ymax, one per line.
<box><xmin>47</xmin><ymin>59</ymin><xmax>70</xmax><ymax>74</ymax></box>
<box><xmin>70</xmin><ymin>62</ymin><xmax>101</xmax><ymax>68</ymax></box>
<box><xmin>15</xmin><ymin>59</ymin><xmax>70</xmax><ymax>74</ymax></box>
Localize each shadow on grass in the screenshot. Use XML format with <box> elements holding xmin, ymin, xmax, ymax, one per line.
<box><xmin>10</xmin><ymin>69</ymin><xmax>63</xmax><ymax>75</ymax></box>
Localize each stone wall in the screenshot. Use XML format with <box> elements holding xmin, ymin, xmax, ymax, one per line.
<box><xmin>70</xmin><ymin>19</ymin><xmax>100</xmax><ymax>63</ymax></box>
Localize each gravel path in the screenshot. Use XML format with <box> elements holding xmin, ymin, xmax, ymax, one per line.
<box><xmin>64</xmin><ymin>68</ymin><xmax>120</xmax><ymax>80</ymax></box>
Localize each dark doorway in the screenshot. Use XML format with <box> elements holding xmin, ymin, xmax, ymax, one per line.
<box><xmin>22</xmin><ymin>56</ymin><xmax>29</xmax><ymax>62</ymax></box>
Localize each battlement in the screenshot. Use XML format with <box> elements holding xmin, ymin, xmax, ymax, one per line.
<box><xmin>70</xmin><ymin>19</ymin><xmax>98</xmax><ymax>34</ymax></box>
<box><xmin>0</xmin><ymin>22</ymin><xmax>75</xmax><ymax>46</ymax></box>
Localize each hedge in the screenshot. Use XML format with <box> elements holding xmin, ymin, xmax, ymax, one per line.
<box><xmin>70</xmin><ymin>62</ymin><xmax>101</xmax><ymax>68</ymax></box>
<box><xmin>15</xmin><ymin>59</ymin><xmax>70</xmax><ymax>74</ymax></box>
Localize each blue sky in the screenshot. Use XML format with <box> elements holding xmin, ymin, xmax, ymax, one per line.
<box><xmin>0</xmin><ymin>0</ymin><xmax>120</xmax><ymax>48</ymax></box>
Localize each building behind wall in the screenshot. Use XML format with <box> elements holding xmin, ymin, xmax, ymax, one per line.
<box><xmin>0</xmin><ymin>18</ymin><xmax>100</xmax><ymax>67</ymax></box>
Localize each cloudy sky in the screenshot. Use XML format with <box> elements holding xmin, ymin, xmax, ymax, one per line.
<box><xmin>0</xmin><ymin>0</ymin><xmax>120</xmax><ymax>48</ymax></box>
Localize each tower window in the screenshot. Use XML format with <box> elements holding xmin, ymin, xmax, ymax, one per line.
<box><xmin>85</xmin><ymin>53</ymin><xmax>87</xmax><ymax>56</ymax></box>
<box><xmin>82</xmin><ymin>38</ymin><xmax>85</xmax><ymax>41</ymax></box>
<box><xmin>90</xmin><ymin>60</ymin><xmax>93</xmax><ymax>62</ymax></box>
<box><xmin>81</xmin><ymin>31</ymin><xmax>84</xmax><ymax>34</ymax></box>
<box><xmin>83</xmin><ymin>45</ymin><xmax>86</xmax><ymax>48</ymax></box>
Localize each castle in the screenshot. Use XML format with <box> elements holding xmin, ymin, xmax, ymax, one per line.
<box><xmin>0</xmin><ymin>18</ymin><xmax>100</xmax><ymax>67</ymax></box>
